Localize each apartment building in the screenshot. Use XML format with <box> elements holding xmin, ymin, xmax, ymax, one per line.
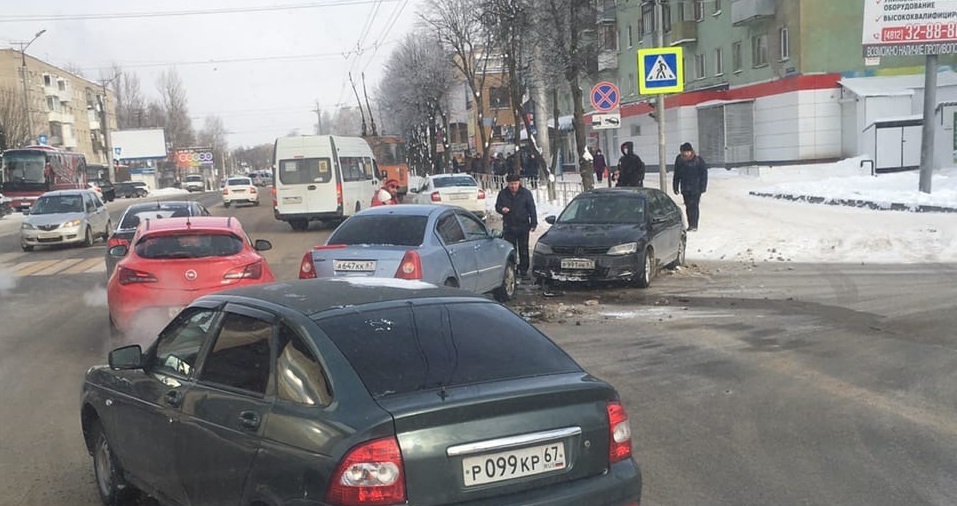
<box><xmin>0</xmin><ymin>49</ymin><xmax>116</xmax><ymax>164</ymax></box>
<box><xmin>590</xmin><ymin>0</ymin><xmax>957</xmax><ymax>168</ymax></box>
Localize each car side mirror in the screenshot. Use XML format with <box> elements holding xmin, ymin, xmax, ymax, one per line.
<box><xmin>490</xmin><ymin>229</ymin><xmax>503</xmax><ymax>239</ymax></box>
<box><xmin>109</xmin><ymin>345</ymin><xmax>143</xmax><ymax>370</ymax></box>
<box><xmin>108</xmin><ymin>245</ymin><xmax>129</xmax><ymax>257</ymax></box>
<box><xmin>544</xmin><ymin>215</ymin><xmax>557</xmax><ymax>225</ymax></box>
<box><xmin>254</xmin><ymin>239</ymin><xmax>273</xmax><ymax>251</ymax></box>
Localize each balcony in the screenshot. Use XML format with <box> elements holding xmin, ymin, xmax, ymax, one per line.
<box><xmin>597</xmin><ymin>0</ymin><xmax>616</xmax><ymax>23</ymax></box>
<box><xmin>731</xmin><ymin>0</ymin><xmax>775</xmax><ymax>26</ymax></box>
<box><xmin>598</xmin><ymin>50</ymin><xmax>619</xmax><ymax>72</ymax></box>
<box><xmin>88</xmin><ymin>110</ymin><xmax>101</xmax><ymax>130</ymax></box>
<box><xmin>669</xmin><ymin>20</ymin><xmax>698</xmax><ymax>45</ymax></box>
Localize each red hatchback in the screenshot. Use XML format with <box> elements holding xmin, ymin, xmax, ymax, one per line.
<box><xmin>107</xmin><ymin>216</ymin><xmax>275</xmax><ymax>338</ymax></box>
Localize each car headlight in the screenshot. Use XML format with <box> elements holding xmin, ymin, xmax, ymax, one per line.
<box><xmin>533</xmin><ymin>242</ymin><xmax>553</xmax><ymax>254</ymax></box>
<box><xmin>606</xmin><ymin>242</ymin><xmax>638</xmax><ymax>256</ymax></box>
<box><xmin>63</xmin><ymin>219</ymin><xmax>82</xmax><ymax>228</ymax></box>
<box><xmin>21</xmin><ymin>222</ymin><xmax>35</xmax><ymax>230</ymax></box>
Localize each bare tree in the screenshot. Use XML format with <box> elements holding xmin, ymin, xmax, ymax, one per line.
<box><xmin>197</xmin><ymin>115</ymin><xmax>229</xmax><ymax>169</ymax></box>
<box><xmin>110</xmin><ymin>66</ymin><xmax>147</xmax><ymax>129</ymax></box>
<box><xmin>537</xmin><ymin>0</ymin><xmax>601</xmax><ymax>190</ymax></box>
<box><xmin>157</xmin><ymin>69</ymin><xmax>194</xmax><ymax>148</ymax></box>
<box><xmin>143</xmin><ymin>100</ymin><xmax>166</xmax><ymax>129</ymax></box>
<box><xmin>0</xmin><ymin>86</ymin><xmax>30</xmax><ymax>150</ymax></box>
<box><xmin>421</xmin><ymin>0</ymin><xmax>495</xmax><ymax>169</ymax></box>
<box><xmin>232</xmin><ymin>144</ymin><xmax>273</xmax><ymax>171</ymax></box>
<box><xmin>63</xmin><ymin>62</ymin><xmax>86</xmax><ymax>78</ymax></box>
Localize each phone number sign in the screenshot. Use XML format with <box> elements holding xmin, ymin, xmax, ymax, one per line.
<box><xmin>173</xmin><ymin>148</ymin><xmax>215</xmax><ymax>168</ymax></box>
<box><xmin>863</xmin><ymin>0</ymin><xmax>957</xmax><ymax>56</ymax></box>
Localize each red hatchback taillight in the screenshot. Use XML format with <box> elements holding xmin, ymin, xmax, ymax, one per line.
<box><xmin>224</xmin><ymin>261</ymin><xmax>263</xmax><ymax>280</ymax></box>
<box><xmin>430</xmin><ymin>191</ymin><xmax>441</xmax><ymax>202</ymax></box>
<box><xmin>117</xmin><ymin>266</ymin><xmax>158</xmax><ymax>285</ymax></box>
<box><xmin>299</xmin><ymin>252</ymin><xmax>317</xmax><ymax>279</ymax></box>
<box><xmin>326</xmin><ymin>437</ymin><xmax>406</xmax><ymax>506</ymax></box>
<box><xmin>394</xmin><ymin>250</ymin><xmax>422</xmax><ymax>280</ymax></box>
<box><xmin>607</xmin><ymin>401</ymin><xmax>633</xmax><ymax>464</ymax></box>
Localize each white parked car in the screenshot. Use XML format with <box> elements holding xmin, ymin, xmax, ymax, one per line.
<box><xmin>222</xmin><ymin>176</ymin><xmax>260</xmax><ymax>208</ymax></box>
<box><xmin>183</xmin><ymin>174</ymin><xmax>206</xmax><ymax>192</ymax></box>
<box><xmin>410</xmin><ymin>174</ymin><xmax>488</xmax><ymax>220</ymax></box>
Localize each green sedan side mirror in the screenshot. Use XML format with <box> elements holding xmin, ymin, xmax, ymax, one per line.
<box><xmin>109</xmin><ymin>345</ymin><xmax>143</xmax><ymax>370</ymax></box>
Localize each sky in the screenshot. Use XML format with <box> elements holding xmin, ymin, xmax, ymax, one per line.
<box><xmin>1</xmin><ymin>0</ymin><xmax>423</xmax><ymax>147</ymax></box>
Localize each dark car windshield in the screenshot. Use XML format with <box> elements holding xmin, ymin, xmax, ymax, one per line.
<box><xmin>328</xmin><ymin>215</ymin><xmax>428</xmax><ymax>247</ymax></box>
<box><xmin>120</xmin><ymin>205</ymin><xmax>193</xmax><ymax>229</ymax></box>
<box><xmin>557</xmin><ymin>195</ymin><xmax>644</xmax><ymax>224</ymax></box>
<box><xmin>315</xmin><ymin>302</ymin><xmax>581</xmax><ymax>398</ymax></box>
<box><xmin>31</xmin><ymin>195</ymin><xmax>84</xmax><ymax>214</ymax></box>
<box><xmin>135</xmin><ymin>233</ymin><xmax>243</xmax><ymax>259</ymax></box>
<box><xmin>433</xmin><ymin>176</ymin><xmax>477</xmax><ymax>188</ymax></box>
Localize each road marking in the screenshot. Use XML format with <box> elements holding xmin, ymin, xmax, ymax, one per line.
<box><xmin>61</xmin><ymin>257</ymin><xmax>104</xmax><ymax>275</ymax></box>
<box><xmin>34</xmin><ymin>258</ymin><xmax>86</xmax><ymax>276</ymax></box>
<box><xmin>0</xmin><ymin>252</ymin><xmax>24</xmax><ymax>264</ymax></box>
<box><xmin>13</xmin><ymin>260</ymin><xmax>61</xmax><ymax>277</ymax></box>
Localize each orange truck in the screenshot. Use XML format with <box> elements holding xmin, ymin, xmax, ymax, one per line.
<box><xmin>366</xmin><ymin>136</ymin><xmax>410</xmax><ymax>199</ymax></box>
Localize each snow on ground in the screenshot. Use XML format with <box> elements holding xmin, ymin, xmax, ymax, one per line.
<box><xmin>485</xmin><ymin>157</ymin><xmax>957</xmax><ymax>264</ymax></box>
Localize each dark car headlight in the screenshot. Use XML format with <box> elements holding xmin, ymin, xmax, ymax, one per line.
<box><xmin>533</xmin><ymin>242</ymin><xmax>553</xmax><ymax>254</ymax></box>
<box><xmin>606</xmin><ymin>242</ymin><xmax>638</xmax><ymax>256</ymax></box>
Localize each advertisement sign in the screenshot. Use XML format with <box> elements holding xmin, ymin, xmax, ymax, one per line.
<box><xmin>173</xmin><ymin>148</ymin><xmax>215</xmax><ymax>169</ymax></box>
<box><xmin>110</xmin><ymin>129</ymin><xmax>168</xmax><ymax>160</ymax></box>
<box><xmin>863</xmin><ymin>0</ymin><xmax>957</xmax><ymax>57</ymax></box>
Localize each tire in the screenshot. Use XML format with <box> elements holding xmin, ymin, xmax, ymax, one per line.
<box><xmin>290</xmin><ymin>219</ymin><xmax>308</xmax><ymax>231</ymax></box>
<box><xmin>90</xmin><ymin>421</ymin><xmax>137</xmax><ymax>505</ymax></box>
<box><xmin>254</xmin><ymin>200</ymin><xmax>260</xmax><ymax>207</ymax></box>
<box><xmin>634</xmin><ymin>247</ymin><xmax>654</xmax><ymax>289</ymax></box>
<box><xmin>223</xmin><ymin>201</ymin><xmax>231</xmax><ymax>208</ymax></box>
<box><xmin>83</xmin><ymin>226</ymin><xmax>94</xmax><ymax>248</ymax></box>
<box><xmin>493</xmin><ymin>260</ymin><xmax>517</xmax><ymax>302</ymax></box>
<box><xmin>103</xmin><ymin>220</ymin><xmax>112</xmax><ymax>241</ymax></box>
<box><xmin>21</xmin><ymin>244</ymin><xmax>34</xmax><ymax>252</ymax></box>
<box><xmin>667</xmin><ymin>235</ymin><xmax>686</xmax><ymax>269</ymax></box>
<box><xmin>444</xmin><ymin>278</ymin><xmax>458</xmax><ymax>288</ymax></box>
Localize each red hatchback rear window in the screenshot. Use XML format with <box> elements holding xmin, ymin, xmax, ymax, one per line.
<box><xmin>135</xmin><ymin>233</ymin><xmax>244</xmax><ymax>259</ymax></box>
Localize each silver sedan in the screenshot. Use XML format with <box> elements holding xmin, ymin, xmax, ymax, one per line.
<box><xmin>20</xmin><ymin>189</ymin><xmax>111</xmax><ymax>251</ymax></box>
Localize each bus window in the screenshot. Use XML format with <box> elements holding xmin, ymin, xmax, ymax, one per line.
<box><xmin>279</xmin><ymin>158</ymin><xmax>332</xmax><ymax>185</ymax></box>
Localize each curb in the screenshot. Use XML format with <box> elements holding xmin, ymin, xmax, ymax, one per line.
<box><xmin>748</xmin><ymin>192</ymin><xmax>957</xmax><ymax>213</ymax></box>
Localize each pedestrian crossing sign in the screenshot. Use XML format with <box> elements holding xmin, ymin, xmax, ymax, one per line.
<box><xmin>638</xmin><ymin>47</ymin><xmax>684</xmax><ymax>95</ymax></box>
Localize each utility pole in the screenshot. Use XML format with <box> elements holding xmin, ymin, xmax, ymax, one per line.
<box><xmin>530</xmin><ymin>13</ymin><xmax>555</xmax><ymax>200</ymax></box>
<box><xmin>313</xmin><ymin>101</ymin><xmax>324</xmax><ymax>135</ymax></box>
<box><xmin>349</xmin><ymin>72</ymin><xmax>368</xmax><ymax>137</ymax></box>
<box><xmin>919</xmin><ymin>54</ymin><xmax>937</xmax><ymax>193</ymax></box>
<box><xmin>655</xmin><ymin>0</ymin><xmax>668</xmax><ymax>191</ymax></box>
<box><xmin>361</xmin><ymin>72</ymin><xmax>378</xmax><ymax>137</ymax></box>
<box><xmin>16</xmin><ymin>29</ymin><xmax>46</xmax><ymax>144</ymax></box>
<box><xmin>99</xmin><ymin>77</ymin><xmax>118</xmax><ymax>182</ymax></box>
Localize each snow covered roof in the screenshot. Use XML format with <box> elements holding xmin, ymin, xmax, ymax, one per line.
<box><xmin>839</xmin><ymin>71</ymin><xmax>957</xmax><ymax>98</ymax></box>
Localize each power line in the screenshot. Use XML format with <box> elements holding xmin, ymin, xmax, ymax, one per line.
<box><xmin>0</xmin><ymin>0</ymin><xmax>402</xmax><ymax>23</ymax></box>
<box><xmin>77</xmin><ymin>51</ymin><xmax>353</xmax><ymax>71</ymax></box>
<box><xmin>362</xmin><ymin>0</ymin><xmax>411</xmax><ymax>73</ymax></box>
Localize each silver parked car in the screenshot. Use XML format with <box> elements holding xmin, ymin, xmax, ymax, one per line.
<box><xmin>299</xmin><ymin>204</ymin><xmax>517</xmax><ymax>301</ymax></box>
<box><xmin>20</xmin><ymin>189</ymin><xmax>111</xmax><ymax>251</ymax></box>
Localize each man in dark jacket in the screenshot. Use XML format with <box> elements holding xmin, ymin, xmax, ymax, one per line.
<box><xmin>615</xmin><ymin>141</ymin><xmax>645</xmax><ymax>187</ymax></box>
<box><xmin>672</xmin><ymin>142</ymin><xmax>708</xmax><ymax>231</ymax></box>
<box><xmin>495</xmin><ymin>174</ymin><xmax>538</xmax><ymax>279</ymax></box>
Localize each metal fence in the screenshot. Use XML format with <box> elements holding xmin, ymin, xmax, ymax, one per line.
<box><xmin>474</xmin><ymin>174</ymin><xmax>584</xmax><ymax>208</ymax></box>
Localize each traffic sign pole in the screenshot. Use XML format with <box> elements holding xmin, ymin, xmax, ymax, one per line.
<box><xmin>655</xmin><ymin>0</ymin><xmax>667</xmax><ymax>193</ymax></box>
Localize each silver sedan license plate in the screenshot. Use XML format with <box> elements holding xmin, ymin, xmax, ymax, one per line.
<box><xmin>462</xmin><ymin>442</ymin><xmax>566</xmax><ymax>486</ymax></box>
<box><xmin>334</xmin><ymin>260</ymin><xmax>377</xmax><ymax>272</ymax></box>
<box><xmin>560</xmin><ymin>258</ymin><xmax>595</xmax><ymax>270</ymax></box>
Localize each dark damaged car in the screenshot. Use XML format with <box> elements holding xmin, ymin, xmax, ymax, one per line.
<box><xmin>532</xmin><ymin>187</ymin><xmax>686</xmax><ymax>288</ymax></box>
<box><xmin>80</xmin><ymin>278</ymin><xmax>642</xmax><ymax>506</ymax></box>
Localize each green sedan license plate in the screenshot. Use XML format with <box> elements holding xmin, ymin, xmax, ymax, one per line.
<box><xmin>461</xmin><ymin>442</ymin><xmax>566</xmax><ymax>486</ymax></box>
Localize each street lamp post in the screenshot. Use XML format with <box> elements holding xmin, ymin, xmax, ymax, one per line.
<box><xmin>18</xmin><ymin>29</ymin><xmax>46</xmax><ymax>144</ymax></box>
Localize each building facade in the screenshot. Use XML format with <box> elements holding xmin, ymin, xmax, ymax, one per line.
<box><xmin>0</xmin><ymin>49</ymin><xmax>117</xmax><ymax>164</ymax></box>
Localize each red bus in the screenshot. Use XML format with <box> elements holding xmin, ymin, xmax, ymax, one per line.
<box><xmin>0</xmin><ymin>145</ymin><xmax>88</xmax><ymax>211</ymax></box>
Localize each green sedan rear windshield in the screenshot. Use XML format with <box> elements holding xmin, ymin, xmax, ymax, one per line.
<box><xmin>315</xmin><ymin>302</ymin><xmax>581</xmax><ymax>398</ymax></box>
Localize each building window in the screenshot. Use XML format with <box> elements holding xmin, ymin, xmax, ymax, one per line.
<box><xmin>694</xmin><ymin>0</ymin><xmax>704</xmax><ymax>21</ymax></box>
<box><xmin>695</xmin><ymin>53</ymin><xmax>706</xmax><ymax>80</ymax></box>
<box><xmin>489</xmin><ymin>87</ymin><xmax>509</xmax><ymax>109</ymax></box>
<box><xmin>714</xmin><ymin>0</ymin><xmax>722</xmax><ymax>14</ymax></box>
<box><xmin>628</xmin><ymin>73</ymin><xmax>636</xmax><ymax>95</ymax></box>
<box><xmin>664</xmin><ymin>3</ymin><xmax>672</xmax><ymax>32</ymax></box>
<box><xmin>715</xmin><ymin>47</ymin><xmax>724</xmax><ymax>75</ymax></box>
<box><xmin>602</xmin><ymin>24</ymin><xmax>619</xmax><ymax>51</ymax></box>
<box><xmin>752</xmin><ymin>34</ymin><xmax>769</xmax><ymax>67</ymax></box>
<box><xmin>641</xmin><ymin>3</ymin><xmax>653</xmax><ymax>35</ymax></box>
<box><xmin>780</xmin><ymin>26</ymin><xmax>790</xmax><ymax>60</ymax></box>
<box><xmin>47</xmin><ymin>96</ymin><xmax>57</xmax><ymax>112</ymax></box>
<box><xmin>732</xmin><ymin>41</ymin><xmax>742</xmax><ymax>72</ymax></box>
<box><xmin>627</xmin><ymin>24</ymin><xmax>633</xmax><ymax>47</ymax></box>
<box><xmin>630</xmin><ymin>124</ymin><xmax>641</xmax><ymax>136</ymax></box>
<box><xmin>43</xmin><ymin>75</ymin><xmax>53</xmax><ymax>87</ymax></box>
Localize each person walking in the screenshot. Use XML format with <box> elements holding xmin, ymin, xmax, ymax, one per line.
<box><xmin>593</xmin><ymin>148</ymin><xmax>607</xmax><ymax>183</ymax></box>
<box><xmin>672</xmin><ymin>142</ymin><xmax>708</xmax><ymax>231</ymax></box>
<box><xmin>615</xmin><ymin>141</ymin><xmax>645</xmax><ymax>187</ymax></box>
<box><xmin>371</xmin><ymin>179</ymin><xmax>399</xmax><ymax>207</ymax></box>
<box><xmin>495</xmin><ymin>174</ymin><xmax>538</xmax><ymax>280</ymax></box>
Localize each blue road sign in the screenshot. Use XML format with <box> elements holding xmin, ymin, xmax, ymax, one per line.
<box><xmin>590</xmin><ymin>81</ymin><xmax>620</xmax><ymax>112</ymax></box>
<box><xmin>37</xmin><ymin>134</ymin><xmax>48</xmax><ymax>145</ymax></box>
<box><xmin>638</xmin><ymin>47</ymin><xmax>684</xmax><ymax>95</ymax></box>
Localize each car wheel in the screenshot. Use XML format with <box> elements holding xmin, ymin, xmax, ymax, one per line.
<box><xmin>290</xmin><ymin>219</ymin><xmax>308</xmax><ymax>231</ymax></box>
<box><xmin>634</xmin><ymin>247</ymin><xmax>654</xmax><ymax>289</ymax></box>
<box><xmin>667</xmin><ymin>235</ymin><xmax>686</xmax><ymax>269</ymax></box>
<box><xmin>493</xmin><ymin>259</ymin><xmax>516</xmax><ymax>302</ymax></box>
<box><xmin>21</xmin><ymin>244</ymin><xmax>34</xmax><ymax>252</ymax></box>
<box><xmin>83</xmin><ymin>226</ymin><xmax>94</xmax><ymax>248</ymax></box>
<box><xmin>91</xmin><ymin>421</ymin><xmax>137</xmax><ymax>506</ymax></box>
<box><xmin>103</xmin><ymin>220</ymin><xmax>112</xmax><ymax>241</ymax></box>
<box><xmin>444</xmin><ymin>278</ymin><xmax>459</xmax><ymax>288</ymax></box>
<box><xmin>223</xmin><ymin>201</ymin><xmax>231</xmax><ymax>208</ymax></box>
<box><xmin>254</xmin><ymin>200</ymin><xmax>261</xmax><ymax>207</ymax></box>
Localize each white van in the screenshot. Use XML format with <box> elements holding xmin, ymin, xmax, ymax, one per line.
<box><xmin>272</xmin><ymin>135</ymin><xmax>379</xmax><ymax>230</ymax></box>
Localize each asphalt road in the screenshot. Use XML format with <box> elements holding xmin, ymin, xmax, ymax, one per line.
<box><xmin>0</xmin><ymin>194</ymin><xmax>954</xmax><ymax>505</ymax></box>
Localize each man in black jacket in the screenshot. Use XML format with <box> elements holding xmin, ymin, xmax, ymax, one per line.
<box><xmin>615</xmin><ymin>141</ymin><xmax>645</xmax><ymax>187</ymax></box>
<box><xmin>672</xmin><ymin>142</ymin><xmax>708</xmax><ymax>231</ymax></box>
<box><xmin>495</xmin><ymin>174</ymin><xmax>538</xmax><ymax>279</ymax></box>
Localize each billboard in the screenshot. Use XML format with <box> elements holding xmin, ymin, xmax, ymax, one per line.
<box><xmin>863</xmin><ymin>0</ymin><xmax>957</xmax><ymax>57</ymax></box>
<box><xmin>110</xmin><ymin>129</ymin><xmax>167</xmax><ymax>160</ymax></box>
<box><xmin>172</xmin><ymin>147</ymin><xmax>215</xmax><ymax>169</ymax></box>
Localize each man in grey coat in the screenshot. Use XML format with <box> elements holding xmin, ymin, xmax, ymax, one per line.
<box><xmin>672</xmin><ymin>142</ymin><xmax>708</xmax><ymax>231</ymax></box>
